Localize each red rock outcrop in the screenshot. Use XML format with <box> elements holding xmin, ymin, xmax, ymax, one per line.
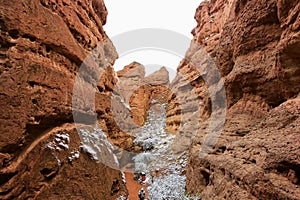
<box><xmin>192</xmin><ymin>0</ymin><xmax>300</xmax><ymax>108</ymax></box>
<box><xmin>166</xmin><ymin>0</ymin><xmax>300</xmax><ymax>199</ymax></box>
<box><xmin>187</xmin><ymin>97</ymin><xmax>300</xmax><ymax>199</ymax></box>
<box><xmin>0</xmin><ymin>0</ymin><xmax>129</xmax><ymax>199</ymax></box>
<box><xmin>115</xmin><ymin>62</ymin><xmax>170</xmax><ymax>127</ymax></box>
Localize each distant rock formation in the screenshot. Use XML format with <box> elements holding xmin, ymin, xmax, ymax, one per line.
<box><xmin>115</xmin><ymin>62</ymin><xmax>170</xmax><ymax>127</ymax></box>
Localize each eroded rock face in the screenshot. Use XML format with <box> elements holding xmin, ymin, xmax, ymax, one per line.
<box><xmin>0</xmin><ymin>0</ymin><xmax>128</xmax><ymax>199</ymax></box>
<box><xmin>166</xmin><ymin>0</ymin><xmax>300</xmax><ymax>199</ymax></box>
<box><xmin>115</xmin><ymin>62</ymin><xmax>170</xmax><ymax>127</ymax></box>
<box><xmin>192</xmin><ymin>0</ymin><xmax>300</xmax><ymax>108</ymax></box>
<box><xmin>187</xmin><ymin>97</ymin><xmax>300</xmax><ymax>199</ymax></box>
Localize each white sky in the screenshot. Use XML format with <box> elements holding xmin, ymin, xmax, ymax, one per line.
<box><xmin>104</xmin><ymin>0</ymin><xmax>203</xmax><ymax>80</ymax></box>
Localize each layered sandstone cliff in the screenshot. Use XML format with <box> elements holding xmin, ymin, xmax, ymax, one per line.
<box><xmin>165</xmin><ymin>0</ymin><xmax>300</xmax><ymax>199</ymax></box>
<box><xmin>115</xmin><ymin>62</ymin><xmax>170</xmax><ymax>127</ymax></box>
<box><xmin>1</xmin><ymin>0</ymin><xmax>299</xmax><ymax>199</ymax></box>
<box><xmin>0</xmin><ymin>0</ymin><xmax>128</xmax><ymax>199</ymax></box>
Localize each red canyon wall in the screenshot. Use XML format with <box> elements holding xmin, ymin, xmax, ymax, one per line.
<box><xmin>0</xmin><ymin>0</ymin><xmax>128</xmax><ymax>199</ymax></box>
<box><xmin>168</xmin><ymin>0</ymin><xmax>300</xmax><ymax>199</ymax></box>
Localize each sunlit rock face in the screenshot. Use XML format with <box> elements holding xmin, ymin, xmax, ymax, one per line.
<box><xmin>115</xmin><ymin>62</ymin><xmax>170</xmax><ymax>127</ymax></box>
<box><xmin>0</xmin><ymin>0</ymin><xmax>129</xmax><ymax>199</ymax></box>
<box><xmin>168</xmin><ymin>0</ymin><xmax>300</xmax><ymax>199</ymax></box>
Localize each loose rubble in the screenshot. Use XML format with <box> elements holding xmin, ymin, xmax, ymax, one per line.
<box><xmin>132</xmin><ymin>103</ymin><xmax>191</xmax><ymax>198</ymax></box>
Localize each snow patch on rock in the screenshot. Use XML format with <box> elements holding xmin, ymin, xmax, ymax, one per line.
<box><xmin>116</xmin><ymin>194</ymin><xmax>127</xmax><ymax>200</ymax></box>
<box><xmin>79</xmin><ymin>128</ymin><xmax>119</xmax><ymax>168</ymax></box>
<box><xmin>46</xmin><ymin>132</ymin><xmax>70</xmax><ymax>151</ymax></box>
<box><xmin>68</xmin><ymin>150</ymin><xmax>80</xmax><ymax>162</ymax></box>
<box><xmin>131</xmin><ymin>104</ymin><xmax>191</xmax><ymax>198</ymax></box>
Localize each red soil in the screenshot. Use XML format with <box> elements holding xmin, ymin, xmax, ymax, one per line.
<box><xmin>125</xmin><ymin>172</ymin><xmax>149</xmax><ymax>200</ymax></box>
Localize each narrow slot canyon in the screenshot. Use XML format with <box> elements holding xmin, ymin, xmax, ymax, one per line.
<box><xmin>0</xmin><ymin>0</ymin><xmax>299</xmax><ymax>199</ymax></box>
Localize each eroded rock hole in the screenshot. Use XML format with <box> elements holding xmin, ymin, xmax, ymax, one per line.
<box><xmin>46</xmin><ymin>45</ymin><xmax>51</xmax><ymax>53</ymax></box>
<box><xmin>0</xmin><ymin>172</ymin><xmax>17</xmax><ymax>185</ymax></box>
<box><xmin>40</xmin><ymin>168</ymin><xmax>57</xmax><ymax>180</ymax></box>
<box><xmin>276</xmin><ymin>162</ymin><xmax>300</xmax><ymax>185</ymax></box>
<box><xmin>200</xmin><ymin>169</ymin><xmax>210</xmax><ymax>186</ymax></box>
<box><xmin>23</xmin><ymin>34</ymin><xmax>36</xmax><ymax>42</ymax></box>
<box><xmin>268</xmin><ymin>161</ymin><xmax>300</xmax><ymax>185</ymax></box>
<box><xmin>28</xmin><ymin>81</ymin><xmax>35</xmax><ymax>87</ymax></box>
<box><xmin>110</xmin><ymin>179</ymin><xmax>120</xmax><ymax>195</ymax></box>
<box><xmin>8</xmin><ymin>29</ymin><xmax>19</xmax><ymax>39</ymax></box>
<box><xmin>32</xmin><ymin>98</ymin><xmax>38</xmax><ymax>105</ymax></box>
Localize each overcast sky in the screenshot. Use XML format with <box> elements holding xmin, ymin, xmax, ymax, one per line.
<box><xmin>104</xmin><ymin>0</ymin><xmax>202</xmax><ymax>38</ymax></box>
<box><xmin>104</xmin><ymin>0</ymin><xmax>204</xmax><ymax>79</ymax></box>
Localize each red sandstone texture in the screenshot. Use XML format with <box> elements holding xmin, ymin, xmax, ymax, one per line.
<box><xmin>1</xmin><ymin>0</ymin><xmax>300</xmax><ymax>199</ymax></box>
<box><xmin>115</xmin><ymin>62</ymin><xmax>170</xmax><ymax>127</ymax></box>
<box><xmin>165</xmin><ymin>0</ymin><xmax>300</xmax><ymax>199</ymax></box>
<box><xmin>0</xmin><ymin>0</ymin><xmax>129</xmax><ymax>199</ymax></box>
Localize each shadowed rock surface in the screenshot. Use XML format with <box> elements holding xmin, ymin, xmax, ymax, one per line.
<box><xmin>0</xmin><ymin>0</ymin><xmax>129</xmax><ymax>199</ymax></box>
<box><xmin>165</xmin><ymin>0</ymin><xmax>300</xmax><ymax>199</ymax></box>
